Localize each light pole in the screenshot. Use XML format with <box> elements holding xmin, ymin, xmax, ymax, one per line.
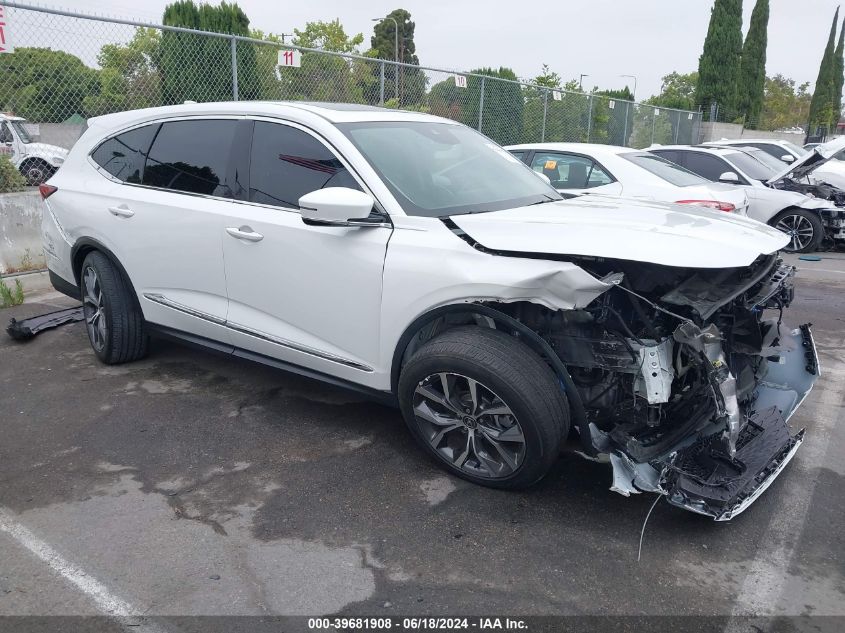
<box><xmin>620</xmin><ymin>74</ymin><xmax>637</xmax><ymax>101</ymax></box>
<box><xmin>372</xmin><ymin>17</ymin><xmax>399</xmax><ymax>101</ymax></box>
<box><xmin>579</xmin><ymin>74</ymin><xmax>589</xmax><ymax>91</ymax></box>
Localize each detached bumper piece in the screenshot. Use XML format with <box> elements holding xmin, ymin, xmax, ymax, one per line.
<box><xmin>6</xmin><ymin>306</ymin><xmax>84</xmax><ymax>341</ymax></box>
<box><xmin>662</xmin><ymin>406</ymin><xmax>804</xmax><ymax>521</ymax></box>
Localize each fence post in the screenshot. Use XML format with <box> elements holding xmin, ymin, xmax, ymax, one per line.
<box><xmin>674</xmin><ymin>111</ymin><xmax>680</xmax><ymax>143</ymax></box>
<box><xmin>622</xmin><ymin>101</ymin><xmax>629</xmax><ymax>147</ymax></box>
<box><xmin>230</xmin><ymin>36</ymin><xmax>239</xmax><ymax>101</ymax></box>
<box><xmin>586</xmin><ymin>94</ymin><xmax>593</xmax><ymax>141</ymax></box>
<box><xmin>477</xmin><ymin>77</ymin><xmax>485</xmax><ymax>132</ymax></box>
<box><xmin>541</xmin><ymin>88</ymin><xmax>549</xmax><ymax>142</ymax></box>
<box><xmin>379</xmin><ymin>61</ymin><xmax>385</xmax><ymax>106</ymax></box>
<box><xmin>651</xmin><ymin>108</ymin><xmax>656</xmax><ymax>145</ymax></box>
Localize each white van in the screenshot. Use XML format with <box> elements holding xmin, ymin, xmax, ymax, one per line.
<box><xmin>0</xmin><ymin>113</ymin><xmax>69</xmax><ymax>185</ymax></box>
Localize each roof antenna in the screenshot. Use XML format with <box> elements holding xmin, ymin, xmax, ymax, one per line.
<box><xmin>637</xmin><ymin>494</ymin><xmax>662</xmax><ymax>562</ymax></box>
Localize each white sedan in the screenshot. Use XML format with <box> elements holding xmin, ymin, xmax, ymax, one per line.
<box><xmin>506</xmin><ymin>142</ymin><xmax>749</xmax><ymax>215</ymax></box>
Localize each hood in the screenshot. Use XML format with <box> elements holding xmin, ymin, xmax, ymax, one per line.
<box><xmin>767</xmin><ymin>136</ymin><xmax>845</xmax><ymax>185</ymax></box>
<box><xmin>22</xmin><ymin>142</ymin><xmax>69</xmax><ymax>161</ymax></box>
<box><xmin>449</xmin><ymin>195</ymin><xmax>789</xmax><ymax>269</ymax></box>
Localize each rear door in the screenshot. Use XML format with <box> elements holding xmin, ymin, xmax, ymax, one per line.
<box><xmin>90</xmin><ymin>118</ymin><xmax>236</xmax><ymax>342</ymax></box>
<box><xmin>219</xmin><ymin>119</ymin><xmax>391</xmax><ymax>382</ymax></box>
<box><xmin>527</xmin><ymin>151</ymin><xmax>622</xmax><ymax>196</ymax></box>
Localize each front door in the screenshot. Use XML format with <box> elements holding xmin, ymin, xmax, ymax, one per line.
<box><xmin>220</xmin><ymin>119</ymin><xmax>391</xmax><ymax>384</ymax></box>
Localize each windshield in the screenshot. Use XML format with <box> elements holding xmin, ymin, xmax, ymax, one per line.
<box><xmin>727</xmin><ymin>151</ymin><xmax>778</xmax><ymax>180</ymax></box>
<box><xmin>10</xmin><ymin>120</ymin><xmax>33</xmax><ymax>144</ymax></box>
<box><xmin>337</xmin><ymin>121</ymin><xmax>560</xmax><ymax>217</ymax></box>
<box><xmin>624</xmin><ymin>152</ymin><xmax>709</xmax><ymax>186</ymax></box>
<box><xmin>740</xmin><ymin>148</ymin><xmax>787</xmax><ymax>172</ymax></box>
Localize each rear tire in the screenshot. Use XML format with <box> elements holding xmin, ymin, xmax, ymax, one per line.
<box><xmin>80</xmin><ymin>251</ymin><xmax>148</xmax><ymax>364</ymax></box>
<box><xmin>398</xmin><ymin>326</ymin><xmax>569</xmax><ymax>490</ymax></box>
<box><xmin>771</xmin><ymin>209</ymin><xmax>824</xmax><ymax>253</ymax></box>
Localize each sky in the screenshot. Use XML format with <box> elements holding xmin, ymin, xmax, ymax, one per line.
<box><xmin>10</xmin><ymin>0</ymin><xmax>844</xmax><ymax>99</ymax></box>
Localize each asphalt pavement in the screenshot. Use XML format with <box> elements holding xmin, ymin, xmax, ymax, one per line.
<box><xmin>0</xmin><ymin>254</ymin><xmax>843</xmax><ymax>630</ymax></box>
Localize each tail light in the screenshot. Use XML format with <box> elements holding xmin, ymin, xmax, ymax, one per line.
<box><xmin>39</xmin><ymin>183</ymin><xmax>57</xmax><ymax>199</ymax></box>
<box><xmin>674</xmin><ymin>199</ymin><xmax>736</xmax><ymax>212</ymax></box>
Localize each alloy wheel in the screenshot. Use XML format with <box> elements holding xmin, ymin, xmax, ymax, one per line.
<box><xmin>82</xmin><ymin>266</ymin><xmax>107</xmax><ymax>352</ymax></box>
<box><xmin>412</xmin><ymin>372</ymin><xmax>526</xmax><ymax>479</ymax></box>
<box><xmin>775</xmin><ymin>214</ymin><xmax>815</xmax><ymax>252</ymax></box>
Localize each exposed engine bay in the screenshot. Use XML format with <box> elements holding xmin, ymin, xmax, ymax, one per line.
<box><xmin>489</xmin><ymin>253</ymin><xmax>818</xmax><ymax>520</ymax></box>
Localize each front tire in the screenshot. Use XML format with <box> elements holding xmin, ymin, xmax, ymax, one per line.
<box><xmin>398</xmin><ymin>326</ymin><xmax>569</xmax><ymax>490</ymax></box>
<box><xmin>771</xmin><ymin>209</ymin><xmax>823</xmax><ymax>253</ymax></box>
<box><xmin>20</xmin><ymin>159</ymin><xmax>55</xmax><ymax>186</ymax></box>
<box><xmin>80</xmin><ymin>252</ymin><xmax>148</xmax><ymax>364</ymax></box>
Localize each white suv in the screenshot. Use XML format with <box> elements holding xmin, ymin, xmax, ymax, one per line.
<box><xmin>41</xmin><ymin>102</ymin><xmax>817</xmax><ymax>520</ymax></box>
<box><xmin>0</xmin><ymin>114</ymin><xmax>68</xmax><ymax>185</ymax></box>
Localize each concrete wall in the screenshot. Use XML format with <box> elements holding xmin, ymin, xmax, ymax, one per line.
<box><xmin>35</xmin><ymin>123</ymin><xmax>86</xmax><ymax>150</ymax></box>
<box><xmin>0</xmin><ymin>190</ymin><xmax>46</xmax><ymax>275</ymax></box>
<box><xmin>698</xmin><ymin>122</ymin><xmax>806</xmax><ymax>145</ymax></box>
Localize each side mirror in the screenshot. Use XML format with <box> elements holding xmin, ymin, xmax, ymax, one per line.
<box><xmin>718</xmin><ymin>171</ymin><xmax>741</xmax><ymax>184</ymax></box>
<box><xmin>535</xmin><ymin>172</ymin><xmax>552</xmax><ymax>185</ymax></box>
<box><xmin>299</xmin><ymin>187</ymin><xmax>378</xmax><ymax>227</ymax></box>
<box><xmin>781</xmin><ymin>154</ymin><xmax>794</xmax><ymax>163</ymax></box>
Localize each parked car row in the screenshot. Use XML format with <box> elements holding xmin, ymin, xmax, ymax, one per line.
<box><xmin>39</xmin><ymin>101</ymin><xmax>817</xmax><ymax>521</ymax></box>
<box><xmin>508</xmin><ymin>137</ymin><xmax>845</xmax><ymax>253</ymax></box>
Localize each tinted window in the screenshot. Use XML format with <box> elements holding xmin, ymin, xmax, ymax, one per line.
<box><xmin>529</xmin><ymin>152</ymin><xmax>614</xmax><ymax>189</ymax></box>
<box><xmin>744</xmin><ymin>143</ymin><xmax>791</xmax><ymax>162</ymax></box>
<box><xmin>143</xmin><ymin>120</ymin><xmax>237</xmax><ymax>196</ymax></box>
<box><xmin>0</xmin><ymin>122</ymin><xmax>12</xmax><ymax>144</ymax></box>
<box><xmin>249</xmin><ymin>122</ymin><xmax>360</xmax><ymax>209</ymax></box>
<box><xmin>623</xmin><ymin>152</ymin><xmax>708</xmax><ymax>186</ymax></box>
<box><xmin>681</xmin><ymin>152</ymin><xmax>729</xmax><ymax>181</ymax></box>
<box><xmin>92</xmin><ymin>125</ymin><xmax>158</xmax><ymax>184</ymax></box>
<box><xmin>650</xmin><ymin>149</ymin><xmax>683</xmax><ymax>165</ymax></box>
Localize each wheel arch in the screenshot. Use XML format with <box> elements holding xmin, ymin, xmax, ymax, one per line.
<box><xmin>71</xmin><ymin>238</ymin><xmax>139</xmax><ymax>301</ymax></box>
<box><xmin>390</xmin><ymin>302</ymin><xmax>591</xmax><ymax>452</ymax></box>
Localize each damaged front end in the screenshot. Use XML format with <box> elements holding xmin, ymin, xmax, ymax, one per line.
<box><xmin>500</xmin><ymin>254</ymin><xmax>818</xmax><ymax>520</ymax></box>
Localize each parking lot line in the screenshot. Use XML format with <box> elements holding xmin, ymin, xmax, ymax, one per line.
<box><xmin>0</xmin><ymin>506</ymin><xmax>160</xmax><ymax>627</ymax></box>
<box><xmin>726</xmin><ymin>363</ymin><xmax>845</xmax><ymax>623</ymax></box>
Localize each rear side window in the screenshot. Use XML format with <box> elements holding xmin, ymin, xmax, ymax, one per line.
<box><xmin>143</xmin><ymin>120</ymin><xmax>237</xmax><ymax>196</ymax></box>
<box><xmin>529</xmin><ymin>152</ymin><xmax>614</xmax><ymax>189</ymax></box>
<box><xmin>91</xmin><ymin>124</ymin><xmax>158</xmax><ymax>184</ymax></box>
<box><xmin>248</xmin><ymin>121</ymin><xmax>361</xmax><ymax>209</ymax></box>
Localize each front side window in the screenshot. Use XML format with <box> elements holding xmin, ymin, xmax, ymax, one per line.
<box><xmin>248</xmin><ymin>121</ymin><xmax>361</xmax><ymax>209</ymax></box>
<box><xmin>676</xmin><ymin>152</ymin><xmax>728</xmax><ymax>181</ymax></box>
<box><xmin>143</xmin><ymin>119</ymin><xmax>237</xmax><ymax>196</ymax></box>
<box><xmin>624</xmin><ymin>152</ymin><xmax>709</xmax><ymax>186</ymax></box>
<box><xmin>0</xmin><ymin>122</ymin><xmax>12</xmax><ymax>144</ymax></box>
<box><xmin>338</xmin><ymin>121</ymin><xmax>560</xmax><ymax>217</ymax></box>
<box><xmin>529</xmin><ymin>152</ymin><xmax>614</xmax><ymax>189</ymax></box>
<box><xmin>91</xmin><ymin>124</ymin><xmax>158</xmax><ymax>184</ymax></box>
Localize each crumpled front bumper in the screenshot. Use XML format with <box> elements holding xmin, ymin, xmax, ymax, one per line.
<box><xmin>609</xmin><ymin>324</ymin><xmax>819</xmax><ymax>521</ymax></box>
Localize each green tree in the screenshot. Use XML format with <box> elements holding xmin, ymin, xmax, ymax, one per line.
<box><xmin>761</xmin><ymin>74</ymin><xmax>811</xmax><ymax>130</ymax></box>
<box><xmin>649</xmin><ymin>71</ymin><xmax>699</xmax><ymax>110</ymax></box>
<box><xmin>371</xmin><ymin>9</ymin><xmax>425</xmax><ymax>105</ymax></box>
<box><xmin>808</xmin><ymin>8</ymin><xmax>839</xmax><ymax>135</ymax></box>
<box><xmin>695</xmin><ymin>0</ymin><xmax>743</xmax><ymax>118</ymax></box>
<box><xmin>160</xmin><ymin>0</ymin><xmax>259</xmax><ymax>104</ymax></box>
<box><xmin>0</xmin><ymin>48</ymin><xmax>98</xmax><ymax>122</ymax></box>
<box><xmin>521</xmin><ymin>64</ymin><xmax>562</xmax><ymax>142</ymax></box>
<box><xmin>83</xmin><ymin>28</ymin><xmax>162</xmax><ymax>116</ymax></box>
<box><xmin>460</xmin><ymin>67</ymin><xmax>523</xmax><ymax>145</ymax></box>
<box><xmin>834</xmin><ymin>17</ymin><xmax>845</xmax><ymax>130</ymax></box>
<box><xmin>284</xmin><ymin>20</ymin><xmax>372</xmax><ymax>103</ymax></box>
<box><xmin>592</xmin><ymin>87</ymin><xmax>634</xmax><ymax>145</ymax></box>
<box><xmin>429</xmin><ymin>77</ymin><xmax>464</xmax><ymax>120</ymax></box>
<box><xmin>735</xmin><ymin>0</ymin><xmax>769</xmax><ymax>126</ymax></box>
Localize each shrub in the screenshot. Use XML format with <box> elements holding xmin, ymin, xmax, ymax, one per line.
<box><xmin>0</xmin><ymin>277</ymin><xmax>25</xmax><ymax>308</ymax></box>
<box><xmin>0</xmin><ymin>155</ymin><xmax>26</xmax><ymax>193</ymax></box>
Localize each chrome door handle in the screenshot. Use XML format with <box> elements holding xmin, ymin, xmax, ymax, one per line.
<box><xmin>226</xmin><ymin>226</ymin><xmax>264</xmax><ymax>242</ymax></box>
<box><xmin>108</xmin><ymin>205</ymin><xmax>134</xmax><ymax>218</ymax></box>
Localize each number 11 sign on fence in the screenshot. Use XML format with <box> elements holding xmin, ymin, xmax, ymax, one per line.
<box><xmin>278</xmin><ymin>49</ymin><xmax>302</xmax><ymax>68</ymax></box>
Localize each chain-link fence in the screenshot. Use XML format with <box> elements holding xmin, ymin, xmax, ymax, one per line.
<box><xmin>0</xmin><ymin>1</ymin><xmax>702</xmax><ymax>151</ymax></box>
